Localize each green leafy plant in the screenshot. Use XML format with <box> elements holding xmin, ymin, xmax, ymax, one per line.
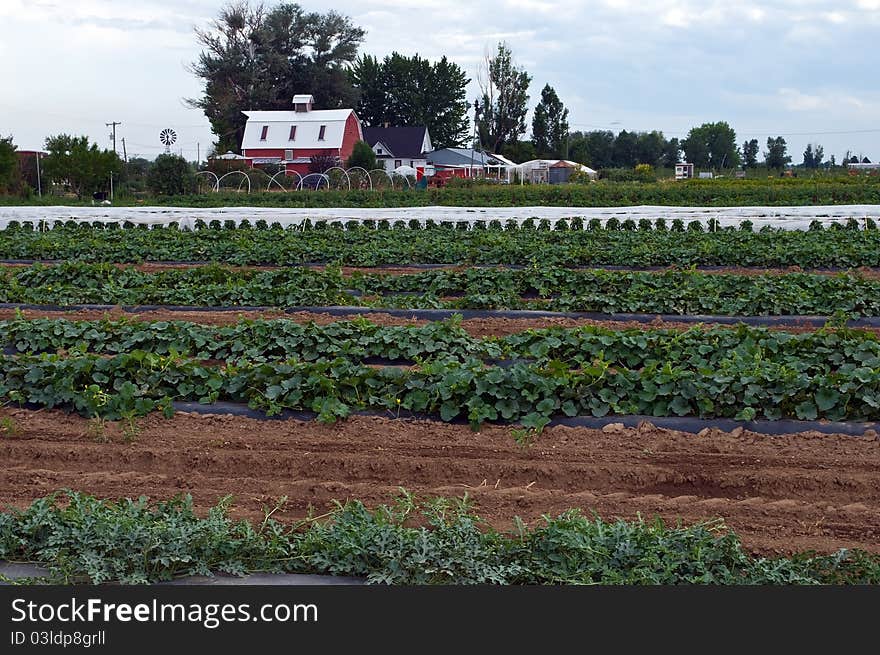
<box><xmin>2</xmin><ymin>490</ymin><xmax>879</xmax><ymax>585</ymax></box>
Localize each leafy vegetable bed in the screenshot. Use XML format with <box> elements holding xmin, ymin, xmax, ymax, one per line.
<box><xmin>3</xmin><ymin>491</ymin><xmax>878</xmax><ymax>584</ymax></box>
<box><xmin>2</xmin><ymin>344</ymin><xmax>878</xmax><ymax>426</ymax></box>
<box><xmin>2</xmin><ymin>220</ymin><xmax>880</xmax><ymax>267</ymax></box>
<box><xmin>3</xmin><ymin>262</ymin><xmax>880</xmax><ymax>317</ymax></box>
<box><xmin>5</xmin><ymin>317</ymin><xmax>880</xmax><ymax>376</ymax></box>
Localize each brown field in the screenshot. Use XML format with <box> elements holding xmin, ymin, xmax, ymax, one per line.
<box><xmin>1</xmin><ymin>408</ymin><xmax>878</xmax><ymax>557</ymax></box>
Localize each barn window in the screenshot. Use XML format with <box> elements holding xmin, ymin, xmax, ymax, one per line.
<box><xmin>284</xmin><ymin>149</ymin><xmax>293</xmax><ymax>161</ymax></box>
<box><xmin>289</xmin><ymin>126</ymin><xmax>297</xmax><ymax>140</ymax></box>
<box><xmin>318</xmin><ymin>125</ymin><xmax>326</xmax><ymax>141</ymax></box>
<box><xmin>260</xmin><ymin>125</ymin><xmax>269</xmax><ymax>141</ymax></box>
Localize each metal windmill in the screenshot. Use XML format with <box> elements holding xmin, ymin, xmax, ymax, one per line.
<box><xmin>159</xmin><ymin>128</ymin><xmax>177</xmax><ymax>154</ymax></box>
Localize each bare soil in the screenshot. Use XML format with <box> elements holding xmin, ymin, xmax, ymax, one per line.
<box><xmin>0</xmin><ymin>308</ymin><xmax>863</xmax><ymax>338</ymax></box>
<box><xmin>1</xmin><ymin>408</ymin><xmax>878</xmax><ymax>557</ymax></box>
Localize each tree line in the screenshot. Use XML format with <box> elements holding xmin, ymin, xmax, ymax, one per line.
<box><xmin>186</xmin><ymin>2</ymin><xmax>873</xmax><ymax>172</ymax></box>
<box><xmin>3</xmin><ymin>0</ymin><xmax>874</xmax><ymax>199</ymax></box>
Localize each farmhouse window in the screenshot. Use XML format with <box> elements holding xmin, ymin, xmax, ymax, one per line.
<box><xmin>395</xmin><ymin>160</ymin><xmax>402</xmax><ymax>168</ymax></box>
<box><xmin>289</xmin><ymin>126</ymin><xmax>297</xmax><ymax>140</ymax></box>
<box><xmin>260</xmin><ymin>125</ymin><xmax>268</xmax><ymax>141</ymax></box>
<box><xmin>377</xmin><ymin>148</ymin><xmax>383</xmax><ymax>154</ymax></box>
<box><xmin>318</xmin><ymin>125</ymin><xmax>326</xmax><ymax>140</ymax></box>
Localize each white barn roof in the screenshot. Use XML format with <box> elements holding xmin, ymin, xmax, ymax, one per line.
<box><xmin>241</xmin><ymin>109</ymin><xmax>359</xmax><ymax>151</ymax></box>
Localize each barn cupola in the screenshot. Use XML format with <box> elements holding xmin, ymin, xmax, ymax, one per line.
<box><xmin>292</xmin><ymin>94</ymin><xmax>314</xmax><ymax>112</ymax></box>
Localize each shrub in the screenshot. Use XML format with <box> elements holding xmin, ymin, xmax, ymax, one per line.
<box><xmin>147</xmin><ymin>155</ymin><xmax>196</xmax><ymax>196</ymax></box>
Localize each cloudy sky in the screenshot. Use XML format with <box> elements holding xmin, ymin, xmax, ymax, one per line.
<box><xmin>3</xmin><ymin>0</ymin><xmax>879</xmax><ymax>163</ymax></box>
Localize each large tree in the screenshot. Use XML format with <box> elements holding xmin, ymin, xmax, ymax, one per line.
<box><xmin>661</xmin><ymin>137</ymin><xmax>681</xmax><ymax>167</ymax></box>
<box><xmin>147</xmin><ymin>154</ymin><xmax>196</xmax><ymax>196</ymax></box>
<box><xmin>567</xmin><ymin>130</ymin><xmax>615</xmax><ymax>169</ymax></box>
<box><xmin>349</xmin><ymin>52</ymin><xmax>470</xmax><ymax>148</ymax></box>
<box><xmin>531</xmin><ymin>84</ymin><xmax>569</xmax><ymax>158</ymax></box>
<box><xmin>682</xmin><ymin>121</ymin><xmax>739</xmax><ymax>169</ymax></box>
<box><xmin>189</xmin><ymin>1</ymin><xmax>365</xmax><ymax>153</ymax></box>
<box><xmin>0</xmin><ymin>136</ymin><xmax>18</xmax><ymax>194</ymax></box>
<box><xmin>802</xmin><ymin>143</ymin><xmax>824</xmax><ymax>169</ymax></box>
<box><xmin>612</xmin><ymin>130</ymin><xmax>638</xmax><ymax>168</ymax></box>
<box><xmin>42</xmin><ymin>134</ymin><xmax>122</xmax><ymax>198</ymax></box>
<box><xmin>764</xmin><ymin>136</ymin><xmax>791</xmax><ymax>170</ymax></box>
<box><xmin>741</xmin><ymin>138</ymin><xmax>759</xmax><ymax>169</ymax></box>
<box><xmin>475</xmin><ymin>42</ymin><xmax>532</xmax><ymax>154</ymax></box>
<box><xmin>634</xmin><ymin>131</ymin><xmax>666</xmax><ymax>168</ymax></box>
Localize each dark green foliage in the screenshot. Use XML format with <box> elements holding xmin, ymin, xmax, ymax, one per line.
<box><xmin>531</xmin><ymin>84</ymin><xmax>569</xmax><ymax>158</ymax></box>
<box><xmin>2</xmin><ymin>321</ymin><xmax>880</xmax><ymax>425</ymax></box>
<box><xmin>2</xmin><ymin>491</ymin><xmax>878</xmax><ymax>584</ymax></box>
<box><xmin>5</xmin><ymin>176</ymin><xmax>879</xmax><ymax>208</ymax></box>
<box><xmin>765</xmin><ymin>136</ymin><xmax>792</xmax><ymax>170</ymax></box>
<box><xmin>113</xmin><ymin>215</ymin><xmax>873</xmax><ymax>269</ymax></box>
<box><xmin>741</xmin><ymin>139</ymin><xmax>759</xmax><ymax>169</ymax></box>
<box><xmin>350</xmin><ymin>53</ymin><xmax>470</xmax><ymax>148</ymax></box>
<box><xmin>0</xmin><ymin>135</ymin><xmax>19</xmax><ymax>194</ymax></box>
<box><xmin>42</xmin><ymin>134</ymin><xmax>122</xmax><ymax>198</ymax></box>
<box><xmin>682</xmin><ymin>122</ymin><xmax>739</xmax><ymax>169</ymax></box>
<box><xmin>188</xmin><ymin>2</ymin><xmax>364</xmax><ymax>153</ymax></box>
<box><xmin>147</xmin><ymin>154</ymin><xmax>196</xmax><ymax>196</ymax></box>
<box><xmin>345</xmin><ymin>140</ymin><xmax>377</xmax><ymax>171</ymax></box>
<box><xmin>475</xmin><ymin>42</ymin><xmax>531</xmax><ymax>153</ymax></box>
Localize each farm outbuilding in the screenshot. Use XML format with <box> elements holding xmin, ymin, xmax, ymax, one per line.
<box><xmin>516</xmin><ymin>159</ymin><xmax>597</xmax><ymax>184</ymax></box>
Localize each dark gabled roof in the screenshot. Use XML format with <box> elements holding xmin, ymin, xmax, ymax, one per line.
<box><xmin>362</xmin><ymin>126</ymin><xmax>428</xmax><ymax>158</ymax></box>
<box><xmin>426</xmin><ymin>148</ymin><xmax>496</xmax><ymax>167</ymax></box>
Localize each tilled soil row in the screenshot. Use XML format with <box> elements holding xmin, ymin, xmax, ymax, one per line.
<box><xmin>1</xmin><ymin>408</ymin><xmax>878</xmax><ymax>557</ymax></box>
<box><xmin>0</xmin><ymin>308</ymin><xmax>862</xmax><ymax>339</ymax></box>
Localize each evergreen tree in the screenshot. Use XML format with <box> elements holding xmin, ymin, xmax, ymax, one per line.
<box><xmin>531</xmin><ymin>84</ymin><xmax>569</xmax><ymax>158</ymax></box>
<box><xmin>764</xmin><ymin>136</ymin><xmax>791</xmax><ymax>169</ymax></box>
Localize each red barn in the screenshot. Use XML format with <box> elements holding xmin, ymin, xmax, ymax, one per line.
<box><xmin>240</xmin><ymin>94</ymin><xmax>363</xmax><ymax>176</ymax></box>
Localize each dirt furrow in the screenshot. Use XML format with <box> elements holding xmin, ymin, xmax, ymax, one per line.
<box><xmin>0</xmin><ymin>408</ymin><xmax>878</xmax><ymax>556</ymax></box>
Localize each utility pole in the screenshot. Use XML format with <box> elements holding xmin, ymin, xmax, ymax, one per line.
<box><xmin>106</xmin><ymin>121</ymin><xmax>122</xmax><ymax>154</ymax></box>
<box><xmin>121</xmin><ymin>138</ymin><xmax>128</xmax><ymax>163</ymax></box>
<box><xmin>197</xmin><ymin>142</ymin><xmax>200</xmax><ymax>165</ymax></box>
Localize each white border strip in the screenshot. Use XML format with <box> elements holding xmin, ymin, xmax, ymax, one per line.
<box><xmin>1</xmin><ymin>204</ymin><xmax>879</xmax><ymax>231</ymax></box>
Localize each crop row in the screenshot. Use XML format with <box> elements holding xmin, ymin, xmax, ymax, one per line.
<box><xmin>5</xmin><ymin>317</ymin><xmax>880</xmax><ymax>376</ymax></box>
<box><xmin>3</xmin><ymin>263</ymin><xmax>880</xmax><ymax>316</ymax></box>
<box><xmin>2</xmin><ymin>349</ymin><xmax>878</xmax><ymax>426</ymax></box>
<box><xmin>3</xmin><ymin>222</ymin><xmax>880</xmax><ymax>267</ymax></box>
<box><xmin>6</xmin><ymin>491</ymin><xmax>879</xmax><ymax>585</ymax></box>
<box><xmin>6</xmin><ymin>176</ymin><xmax>874</xmax><ymax>209</ymax></box>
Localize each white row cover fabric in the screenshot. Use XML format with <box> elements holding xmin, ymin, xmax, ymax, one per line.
<box><xmin>0</xmin><ymin>205</ymin><xmax>878</xmax><ymax>231</ymax></box>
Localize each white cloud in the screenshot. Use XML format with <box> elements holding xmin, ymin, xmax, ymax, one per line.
<box><xmin>779</xmin><ymin>88</ymin><xmax>827</xmax><ymax>111</ymax></box>
<box><xmin>3</xmin><ymin>0</ymin><xmax>880</xmax><ymax>161</ymax></box>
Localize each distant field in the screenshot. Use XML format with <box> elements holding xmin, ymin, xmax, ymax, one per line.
<box><xmin>2</xmin><ymin>175</ymin><xmax>879</xmax><ymax>208</ymax></box>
